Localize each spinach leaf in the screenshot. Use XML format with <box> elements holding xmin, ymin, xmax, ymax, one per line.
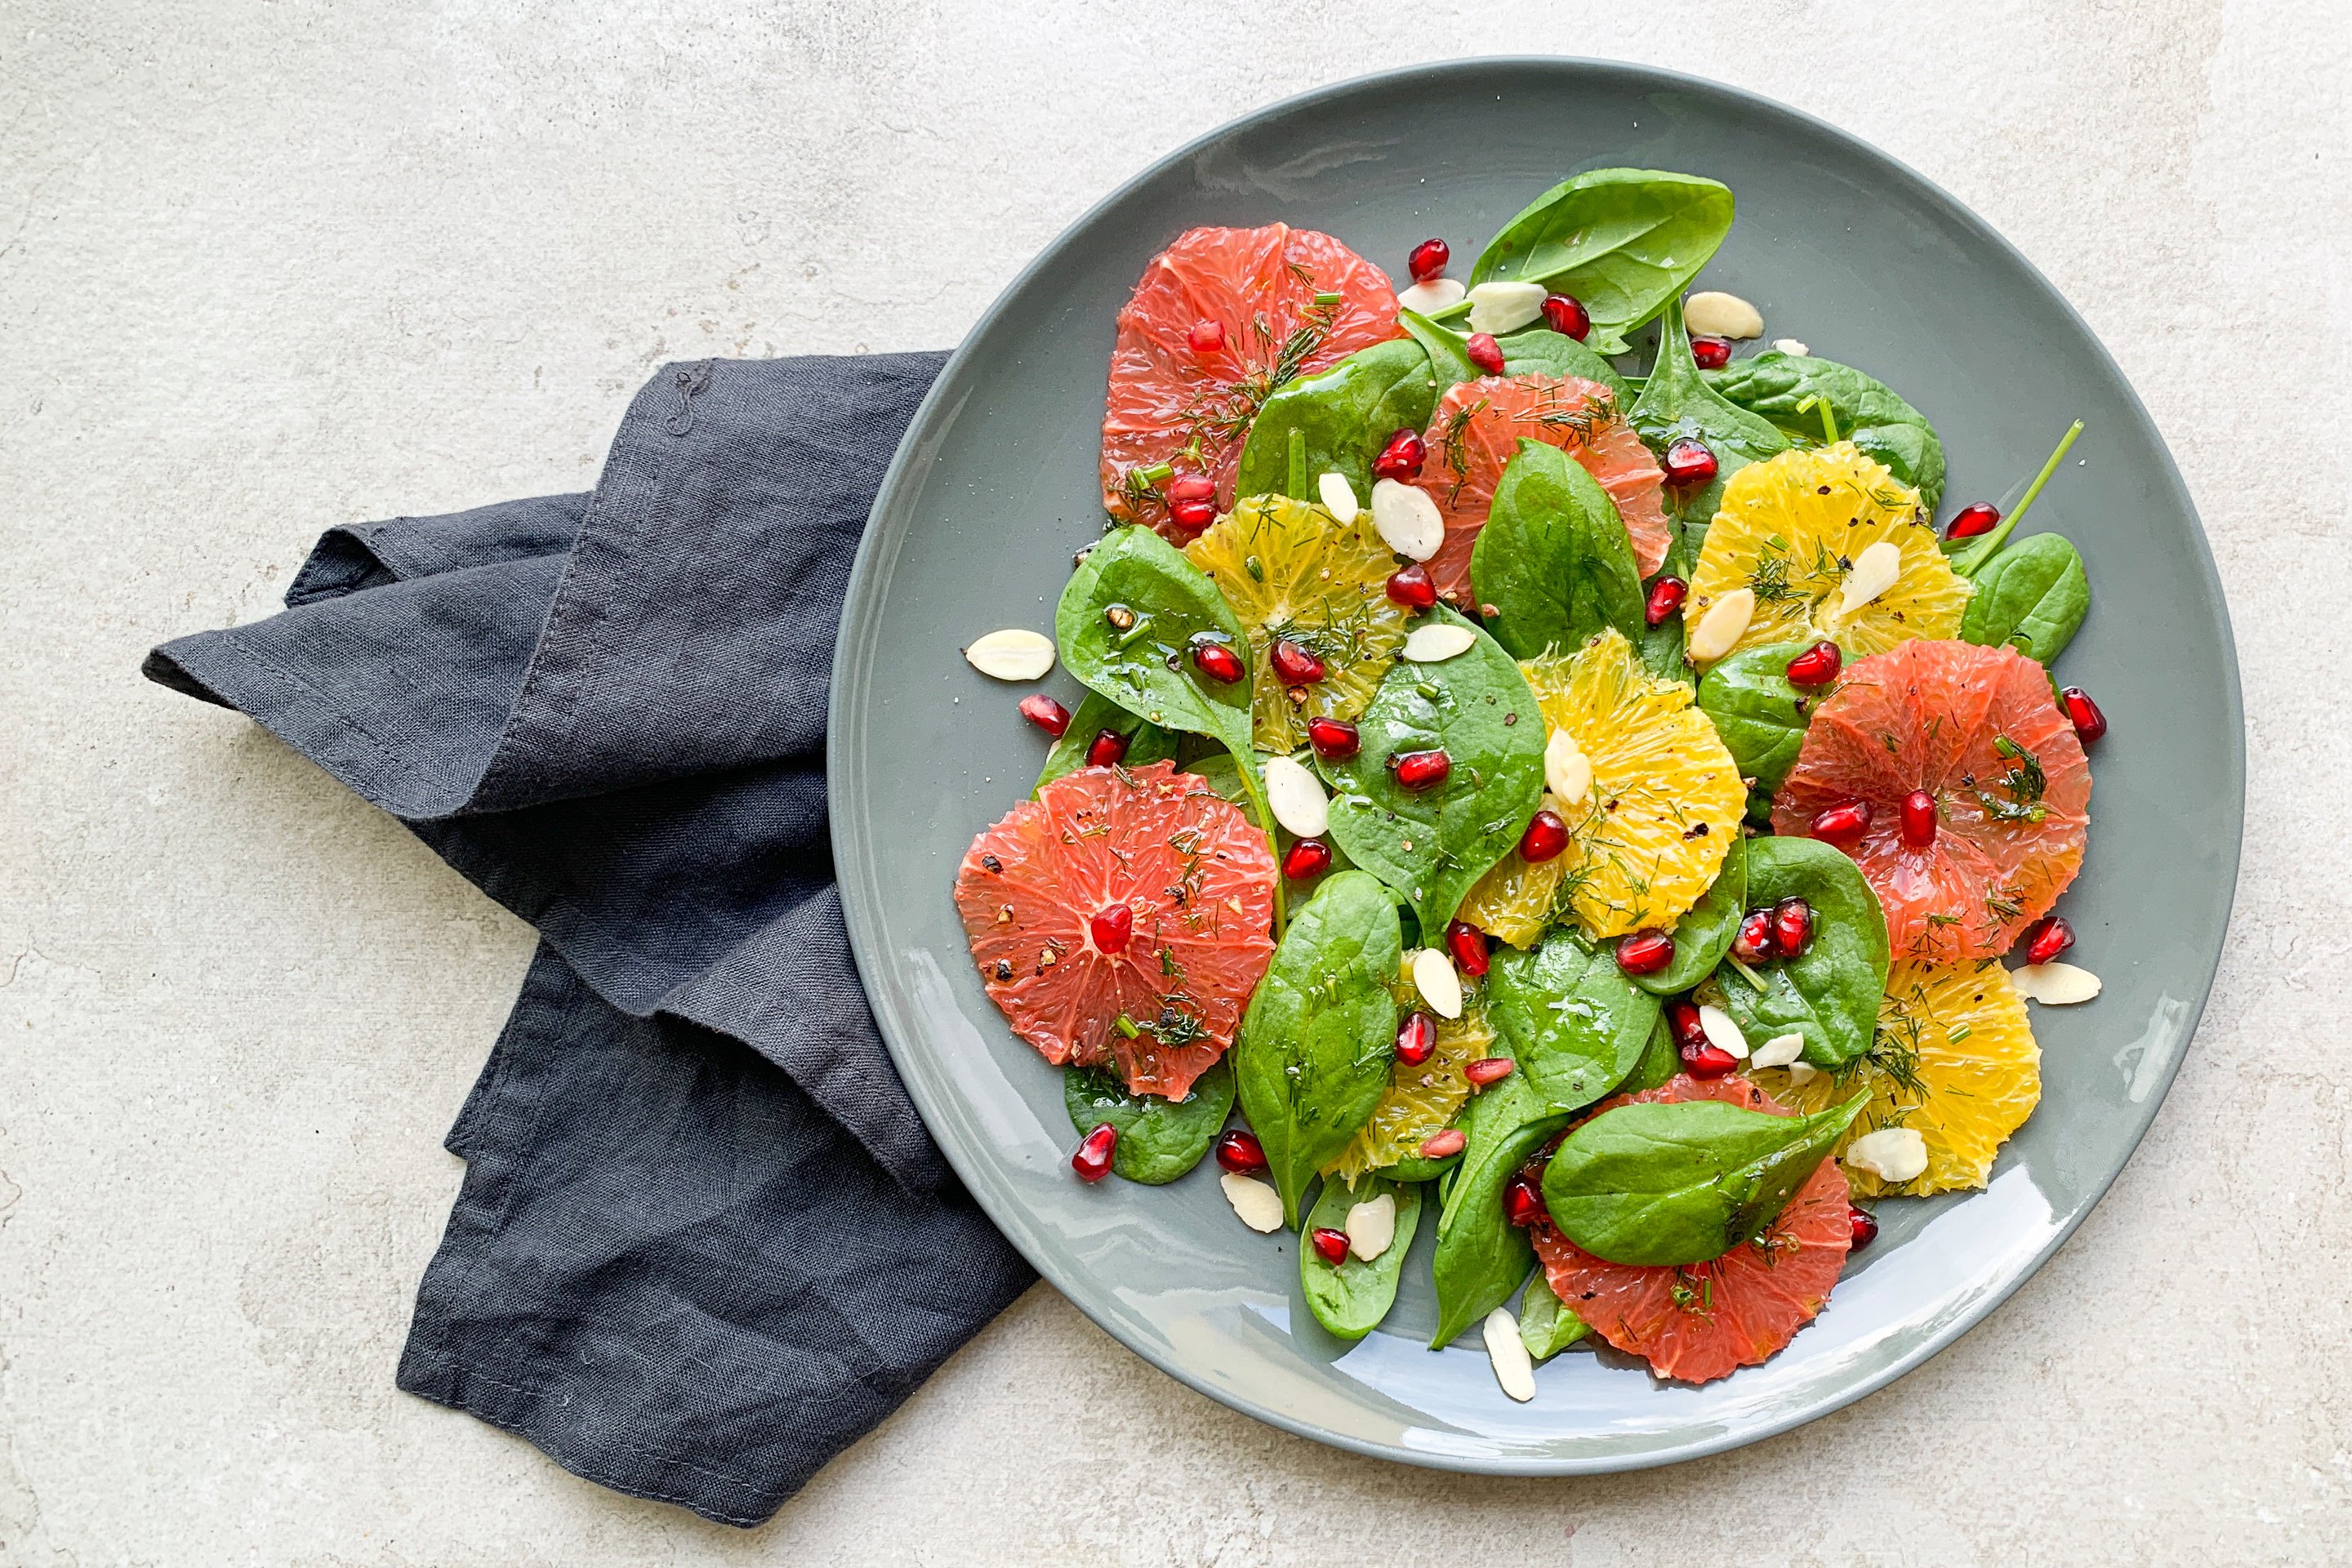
<box><xmin>1704</xmin><ymin>351</ymin><xmax>1947</xmax><ymax>509</ymax></box>
<box><xmin>1495</xmin><ymin>326</ymin><xmax>1633</xmax><ymax>407</ymax></box>
<box><xmin>1429</xmin><ymin>1072</ymin><xmax>1563</xmax><ymax>1347</ymax></box>
<box><xmin>1695</xmin><ymin>641</ymin><xmax>1816</xmax><ymax>796</ymax></box>
<box><xmin>1232</xmin><ymin>871</ymin><xmax>1402</xmax><ymax>1224</ymax></box>
<box><xmin>1035</xmin><ymin>690</ymin><xmax>1178</xmax><ymax>792</ymax></box>
<box><xmin>1062</xmin><ymin>1059</ymin><xmax>1234</xmax><ymax>1185</ymax></box>
<box><xmin>1469</xmin><ymin>439</ymin><xmax>1646</xmax><ymax>661</ymax></box>
<box><xmin>1055</xmin><ymin>524</ymin><xmax>1256</xmax><ymax>762</ymax></box>
<box><xmin>1699</xmin><ymin>835</ymin><xmax>1889</xmax><ymax>1067</ymax></box>
<box><xmin>1485</xmin><ymin>929</ymin><xmax>1659</xmax><ymax>1115</ymax></box>
<box><xmin>1517</xmin><ymin>1270</ymin><xmax>1589</xmax><ymax>1361</ymax></box>
<box><xmin>1298</xmin><ymin>1174</ymin><xmax>1423</xmax><ymax>1342</ymax></box>
<box><xmin>1958</xmin><ymin>532</ymin><xmax>2088</xmax><ymax>669</ymax></box>
<box><xmin>1235</xmin><ymin>338</ymin><xmax>1437</xmax><ymax>504</ymax></box>
<box><xmin>1628</xmin><ymin>298</ymin><xmax>1788</xmax><ymax>559</ymax></box>
<box><xmin>1628</xmin><ymin>834</ymin><xmax>1748</xmax><ymax>996</ymax></box>
<box><xmin>1469</xmin><ymin>168</ymin><xmax>1737</xmax><ymax>355</ymax></box>
<box><xmin>1540</xmin><ymin>1090</ymin><xmax>1868</xmax><ymax>1266</ymax></box>
<box><xmin>1380</xmin><ymin>1148</ymin><xmax>1460</xmax><ymax>1184</ymax></box>
<box><xmin>1398</xmin><ymin>306</ymin><xmax>1481</xmax><ymax>398</ymax></box>
<box><xmin>1320</xmin><ymin>606</ymin><xmax>1548</xmax><ymax>934</ymax></box>
<box><xmin>1622</xmin><ymin>1013</ymin><xmax>1681</xmax><ymax>1094</ymax></box>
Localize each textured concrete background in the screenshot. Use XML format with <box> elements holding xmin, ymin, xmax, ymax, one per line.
<box><xmin>2</xmin><ymin>2</ymin><xmax>2345</xmax><ymax>1563</ymax></box>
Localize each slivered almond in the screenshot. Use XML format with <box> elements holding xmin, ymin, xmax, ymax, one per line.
<box><xmin>2011</xmin><ymin>961</ymin><xmax>2101</xmax><ymax>1004</ymax></box>
<box><xmin>1396</xmin><ymin>276</ymin><xmax>1467</xmax><ymax>315</ymax></box>
<box><xmin>1401</xmin><ymin>622</ymin><xmax>1477</xmax><ymax>662</ymax></box>
<box><xmin>1686</xmin><ymin>587</ymin><xmax>1755</xmax><ymax>662</ymax></box>
<box><xmin>1697</xmin><ymin>1004</ymin><xmax>1748</xmax><ymax>1060</ymax></box>
<box><xmin>1412</xmin><ymin>947</ymin><xmax>1463</xmax><ymax>1019</ymax></box>
<box><xmin>1317</xmin><ymin>470</ymin><xmax>1361</xmax><ymax>523</ymax></box>
<box><xmin>1838</xmin><ymin>541</ymin><xmax>1903</xmax><ymax>617</ymax></box>
<box><xmin>1752</xmin><ymin>1031</ymin><xmax>1806</xmax><ymax>1069</ymax></box>
<box><xmin>1370</xmin><ymin>479</ymin><xmax>1444</xmax><ymax>560</ymax></box>
<box><xmin>1846</xmin><ymin>1127</ymin><xmax>1929</xmax><ymax>1183</ymax></box>
<box><xmin>1263</xmin><ymin>755</ymin><xmax>1329</xmax><ymax>838</ymax></box>
<box><xmin>1467</xmin><ymin>280</ymin><xmax>1546</xmax><ymax>336</ymax></box>
<box><xmin>963</xmin><ymin>628</ymin><xmax>1056</xmax><ymax>681</ymax></box>
<box><xmin>1344</xmin><ymin>1192</ymin><xmax>1397</xmax><ymax>1262</ymax></box>
<box><xmin>1685</xmin><ymin>290</ymin><xmax>1764</xmax><ymax>339</ymax></box>
<box><xmin>1544</xmin><ymin>730</ymin><xmax>1592</xmax><ymax>807</ymax></box>
<box><xmin>1482</xmin><ymin>1307</ymin><xmax>1537</xmax><ymax>1401</ymax></box>
<box><xmin>1220</xmin><ymin>1173</ymin><xmax>1284</xmax><ymax>1233</ymax></box>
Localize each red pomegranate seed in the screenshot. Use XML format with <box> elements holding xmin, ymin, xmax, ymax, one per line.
<box><xmin>1306</xmin><ymin>715</ymin><xmax>1360</xmax><ymax>760</ymax></box>
<box><xmin>2060</xmin><ymin>686</ymin><xmax>2107</xmax><ymax>743</ymax></box>
<box><xmin>1192</xmin><ymin>641</ymin><xmax>1245</xmax><ymax>684</ymax></box>
<box><xmin>1389</xmin><ymin>748</ymin><xmax>1450</xmax><ymax>790</ymax></box>
<box><xmin>1281</xmin><ymin>838</ymin><xmax>1333</xmax><ymax>881</ymax></box>
<box><xmin>1664</xmin><ymin>438</ymin><xmax>1718</xmax><ymax>488</ymax></box>
<box><xmin>1847</xmin><ymin>1205</ymin><xmax>1880</xmax><ymax>1249</ymax></box>
<box><xmin>1386</xmin><ymin>562</ymin><xmax>1438</xmax><ymax>610</ymax></box>
<box><xmin>1784</xmin><ymin>640</ymin><xmax>1842</xmax><ymax>687</ymax></box>
<box><xmin>1213</xmin><ymin>1129</ymin><xmax>1267</xmax><ymax>1174</ymax></box>
<box><xmin>1615</xmin><ymin>929</ymin><xmax>1675</xmax><ymax>975</ymax></box>
<box><xmin>1407</xmin><ymin>238</ymin><xmax>1450</xmax><ymax>283</ymax></box>
<box><xmin>1945</xmin><ymin>502</ymin><xmax>2000</xmax><ymax>540</ymax></box>
<box><xmin>1018</xmin><ymin>693</ymin><xmax>1071</xmax><ymax>737</ymax></box>
<box><xmin>1269</xmin><ymin>639</ymin><xmax>1325</xmax><ymax>684</ymax></box>
<box><xmin>1504</xmin><ymin>1172</ymin><xmax>1545</xmax><ymax>1228</ymax></box>
<box><xmin>1667</xmin><ymin>999</ymin><xmax>1708</xmax><ymax>1050</ymax></box>
<box><xmin>1417</xmin><ymin>1127</ymin><xmax>1466</xmax><ymax>1160</ymax></box>
<box><xmin>1644</xmin><ymin>576</ymin><xmax>1686</xmax><ymax>627</ymax></box>
<box><xmin>1085</xmin><ymin>728</ymin><xmax>1129</xmax><ymax>768</ymax></box>
<box><xmin>1690</xmin><ymin>335</ymin><xmax>1733</xmax><ymax>370</ymax></box>
<box><xmin>1900</xmin><ymin>789</ymin><xmax>1938</xmax><ymax>848</ymax></box>
<box><xmin>1310</xmin><ymin>1227</ymin><xmax>1352</xmax><ymax>1265</ymax></box>
<box><xmin>1071</xmin><ymin>1122</ymin><xmax>1117</xmax><ymax>1182</ymax></box>
<box><xmin>1809</xmin><ymin>800</ymin><xmax>1872</xmax><ymax>844</ymax></box>
<box><xmin>1771</xmin><ymin>897</ymin><xmax>1813</xmax><ymax>957</ymax></box>
<box><xmin>1169</xmin><ymin>498</ymin><xmax>1216</xmax><ymax>534</ymax></box>
<box><xmin>1395</xmin><ymin>1010</ymin><xmax>1438</xmax><ymax>1066</ymax></box>
<box><xmin>1466</xmin><ymin>332</ymin><xmax>1506</xmax><ymax>374</ymax></box>
<box><xmin>1446</xmin><ymin>919</ymin><xmax>1490</xmax><ymax>978</ymax></box>
<box><xmin>1731</xmin><ymin>909</ymin><xmax>1778</xmax><ymax>964</ymax></box>
<box><xmin>1682</xmin><ymin>1043</ymin><xmax>1739</xmax><ymax>1079</ymax></box>
<box><xmin>1186</xmin><ymin>319</ymin><xmax>1225</xmax><ymax>354</ymax></box>
<box><xmin>1465</xmin><ymin>1057</ymin><xmax>1517</xmax><ymax>1087</ymax></box>
<box><xmin>1167</xmin><ymin>473</ymin><xmax>1215</xmax><ymax>505</ymax></box>
<box><xmin>1540</xmin><ymin>292</ymin><xmax>1590</xmax><ymax>341</ymax></box>
<box><xmin>1089</xmin><ymin>902</ymin><xmax>1133</xmax><ymax>955</ymax></box>
<box><xmin>2021</xmin><ymin>914</ymin><xmax>2076</xmax><ymax>966</ymax></box>
<box><xmin>1517</xmin><ymin>808</ymin><xmax>1569</xmax><ymax>863</ymax></box>
<box><xmin>1372</xmin><ymin>429</ymin><xmax>1427</xmax><ymax>482</ymax></box>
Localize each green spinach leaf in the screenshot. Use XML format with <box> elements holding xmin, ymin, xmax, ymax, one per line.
<box><xmin>1035</xmin><ymin>690</ymin><xmax>1178</xmax><ymax>792</ymax></box>
<box><xmin>1699</xmin><ymin>835</ymin><xmax>1889</xmax><ymax>1067</ymax></box>
<box><xmin>1468</xmin><ymin>169</ymin><xmax>1737</xmax><ymax>355</ymax></box>
<box><xmin>1628</xmin><ymin>834</ymin><xmax>1748</xmax><ymax>996</ymax></box>
<box><xmin>1695</xmin><ymin>641</ymin><xmax>1816</xmax><ymax>796</ymax></box>
<box><xmin>1628</xmin><ymin>298</ymin><xmax>1788</xmax><ymax>558</ymax></box>
<box><xmin>1484</xmin><ymin>929</ymin><xmax>1659</xmax><ymax>1115</ymax></box>
<box><xmin>1055</xmin><ymin>524</ymin><xmax>1256</xmax><ymax>761</ymax></box>
<box><xmin>1379</xmin><ymin>1148</ymin><xmax>1460</xmax><ymax>1184</ymax></box>
<box><xmin>1298</xmin><ymin>1174</ymin><xmax>1423</xmax><ymax>1342</ymax></box>
<box><xmin>1062</xmin><ymin>1058</ymin><xmax>1234</xmax><ymax>1185</ymax></box>
<box><xmin>1517</xmin><ymin>1270</ymin><xmax>1590</xmax><ymax>1361</ymax></box>
<box><xmin>1235</xmin><ymin>338</ymin><xmax>1437</xmax><ymax>504</ymax></box>
<box><xmin>1232</xmin><ymin>871</ymin><xmax>1401</xmax><ymax>1224</ymax></box>
<box><xmin>1958</xmin><ymin>532</ymin><xmax>2088</xmax><ymax>669</ymax></box>
<box><xmin>1540</xmin><ymin>1090</ymin><xmax>1867</xmax><ymax>1266</ymax></box>
<box><xmin>1429</xmin><ymin>1072</ymin><xmax>1563</xmax><ymax>1347</ymax></box>
<box><xmin>1621</xmin><ymin>1013</ymin><xmax>1682</xmax><ymax>1094</ymax></box>
<box><xmin>1398</xmin><ymin>306</ymin><xmax>1481</xmax><ymax>398</ymax></box>
<box><xmin>1469</xmin><ymin>439</ymin><xmax>1647</xmax><ymax>661</ymax></box>
<box><xmin>1495</xmin><ymin>326</ymin><xmax>1633</xmax><ymax>406</ymax></box>
<box><xmin>1704</xmin><ymin>350</ymin><xmax>1947</xmax><ymax>509</ymax></box>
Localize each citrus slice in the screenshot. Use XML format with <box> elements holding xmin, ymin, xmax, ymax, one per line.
<box><xmin>1183</xmin><ymin>494</ymin><xmax>1413</xmax><ymax>752</ymax></box>
<box><xmin>1771</xmin><ymin>639</ymin><xmax>2091</xmax><ymax>962</ymax></box>
<box><xmin>1323</xmin><ymin>964</ymin><xmax>1494</xmax><ymax>1183</ymax></box>
<box><xmin>1530</xmin><ymin>1072</ymin><xmax>1852</xmax><ymax>1384</ymax></box>
<box><xmin>1456</xmin><ymin>629</ymin><xmax>1742</xmax><ymax>945</ymax></box>
<box><xmin>1101</xmin><ymin>225</ymin><xmax>1402</xmax><ymax>537</ymax></box>
<box><xmin>1685</xmin><ymin>443</ymin><xmax>1970</xmax><ymax>667</ymax></box>
<box><xmin>1752</xmin><ymin>959</ymin><xmax>2040</xmax><ymax>1196</ymax></box>
<box><xmin>1421</xmin><ymin>373</ymin><xmax>1670</xmax><ymax>604</ymax></box>
<box><xmin>955</xmin><ymin>761</ymin><xmax>1276</xmax><ymax>1098</ymax></box>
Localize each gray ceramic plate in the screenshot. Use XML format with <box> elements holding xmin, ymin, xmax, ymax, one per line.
<box><xmin>831</xmin><ymin>59</ymin><xmax>2241</xmax><ymax>1472</ymax></box>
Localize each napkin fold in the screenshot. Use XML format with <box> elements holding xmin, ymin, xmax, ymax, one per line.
<box><xmin>145</xmin><ymin>353</ymin><xmax>1034</xmax><ymax>1528</ymax></box>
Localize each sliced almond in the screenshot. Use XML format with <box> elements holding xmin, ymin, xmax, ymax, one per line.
<box><xmin>1219</xmin><ymin>1173</ymin><xmax>1285</xmax><ymax>1233</ymax></box>
<box><xmin>1482</xmin><ymin>1307</ymin><xmax>1537</xmax><ymax>1401</ymax></box>
<box><xmin>1344</xmin><ymin>1192</ymin><xmax>1398</xmax><ymax>1262</ymax></box>
<box><xmin>1685</xmin><ymin>290</ymin><xmax>1764</xmax><ymax>339</ymax></box>
<box><xmin>1771</xmin><ymin>337</ymin><xmax>1811</xmax><ymax>357</ymax></box>
<box><xmin>1845</xmin><ymin>1127</ymin><xmax>1929</xmax><ymax>1184</ymax></box>
<box><xmin>1263</xmin><ymin>755</ymin><xmax>1330</xmax><ymax>838</ymax></box>
<box><xmin>1467</xmin><ymin>280</ymin><xmax>1547</xmax><ymax>336</ymax></box>
<box><xmin>1544</xmin><ymin>728</ymin><xmax>1592</xmax><ymax>807</ymax></box>
<box><xmin>1751</xmin><ymin>1031</ymin><xmax>1806</xmax><ymax>1069</ymax></box>
<box><xmin>1412</xmin><ymin>947</ymin><xmax>1463</xmax><ymax>1020</ymax></box>
<box><xmin>1697</xmin><ymin>1004</ymin><xmax>1748</xmax><ymax>1060</ymax></box>
<box><xmin>1686</xmin><ymin>586</ymin><xmax>1755</xmax><ymax>663</ymax></box>
<box><xmin>1837</xmin><ymin>541</ymin><xmax>1904</xmax><ymax>617</ymax></box>
<box><xmin>2011</xmin><ymin>960</ymin><xmax>2101</xmax><ymax>1004</ymax></box>
<box><xmin>1786</xmin><ymin>1061</ymin><xmax>1820</xmax><ymax>1086</ymax></box>
<box><xmin>963</xmin><ymin>628</ymin><xmax>1056</xmax><ymax>682</ymax></box>
<box><xmin>1316</xmin><ymin>470</ymin><xmax>1361</xmax><ymax>524</ymax></box>
<box><xmin>1401</xmin><ymin>622</ymin><xmax>1477</xmax><ymax>662</ymax></box>
<box><xmin>1370</xmin><ymin>479</ymin><xmax>1444</xmax><ymax>561</ymax></box>
<box><xmin>1396</xmin><ymin>276</ymin><xmax>1467</xmax><ymax>315</ymax></box>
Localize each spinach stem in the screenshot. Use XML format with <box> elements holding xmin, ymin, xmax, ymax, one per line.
<box><xmin>1287</xmin><ymin>427</ymin><xmax>1308</xmax><ymax>500</ymax></box>
<box><xmin>1797</xmin><ymin>394</ymin><xmax>1840</xmax><ymax>446</ymax></box>
<box><xmin>1951</xmin><ymin>419</ymin><xmax>2083</xmax><ymax>577</ymax></box>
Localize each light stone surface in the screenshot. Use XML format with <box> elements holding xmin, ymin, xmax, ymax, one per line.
<box><xmin>3</xmin><ymin>3</ymin><xmax>2348</xmax><ymax>1562</ymax></box>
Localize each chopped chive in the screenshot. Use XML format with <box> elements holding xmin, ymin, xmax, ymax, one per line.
<box><xmin>1114</xmin><ymin>1013</ymin><xmax>1140</xmax><ymax>1039</ymax></box>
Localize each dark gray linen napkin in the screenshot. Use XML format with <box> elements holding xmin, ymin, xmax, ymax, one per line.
<box><xmin>144</xmin><ymin>353</ymin><xmax>1035</xmax><ymax>1527</ymax></box>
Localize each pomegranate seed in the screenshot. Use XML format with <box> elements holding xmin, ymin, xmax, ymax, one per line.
<box><xmin>1809</xmin><ymin>801</ymin><xmax>1872</xmax><ymax>844</ymax></box>
<box><xmin>1615</xmin><ymin>929</ymin><xmax>1675</xmax><ymax>975</ymax></box>
<box><xmin>1682</xmin><ymin>1043</ymin><xmax>1739</xmax><ymax>1079</ymax></box>
<box><xmin>1504</xmin><ymin>1173</ymin><xmax>1545</xmax><ymax>1228</ymax></box>
<box><xmin>1372</xmin><ymin>429</ymin><xmax>1427</xmax><ymax>482</ymax></box>
<box><xmin>1385</xmin><ymin>562</ymin><xmax>1438</xmax><ymax>611</ymax></box>
<box><xmin>1084</xmin><ymin>728</ymin><xmax>1129</xmax><ymax>768</ymax></box>
<box><xmin>1784</xmin><ymin>640</ymin><xmax>1842</xmax><ymax>687</ymax></box>
<box><xmin>1466</xmin><ymin>332</ymin><xmax>1506</xmax><ymax>374</ymax></box>
<box><xmin>1071</xmin><ymin>1123</ymin><xmax>1117</xmax><ymax>1182</ymax></box>
<box><xmin>1169</xmin><ymin>498</ymin><xmax>1216</xmax><ymax>534</ymax></box>
<box><xmin>1089</xmin><ymin>902</ymin><xmax>1133</xmax><ymax>955</ymax></box>
<box><xmin>1644</xmin><ymin>576</ymin><xmax>1686</xmax><ymax>627</ymax></box>
<box><xmin>1018</xmin><ymin>693</ymin><xmax>1071</xmax><ymax>737</ymax></box>
<box><xmin>1540</xmin><ymin>292</ymin><xmax>1590</xmax><ymax>341</ymax></box>
<box><xmin>1664</xmin><ymin>438</ymin><xmax>1718</xmax><ymax>488</ymax></box>
<box><xmin>1395</xmin><ymin>1010</ymin><xmax>1438</xmax><ymax>1066</ymax></box>
<box><xmin>1310</xmin><ymin>1227</ymin><xmax>1352</xmax><ymax>1265</ymax></box>
<box><xmin>1417</xmin><ymin>1127</ymin><xmax>1466</xmax><ymax>1160</ymax></box>
<box><xmin>1407</xmin><ymin>238</ymin><xmax>1450</xmax><ymax>282</ymax></box>
<box><xmin>1771</xmin><ymin>898</ymin><xmax>1813</xmax><ymax>957</ymax></box>
<box><xmin>2060</xmin><ymin>685</ymin><xmax>2107</xmax><ymax>743</ymax></box>
<box><xmin>1213</xmin><ymin>1129</ymin><xmax>1267</xmax><ymax>1174</ymax></box>
<box><xmin>1446</xmin><ymin>919</ymin><xmax>1490</xmax><ymax>978</ymax></box>
<box><xmin>1667</xmin><ymin>999</ymin><xmax>1708</xmax><ymax>1050</ymax></box>
<box><xmin>1901</xmin><ymin>789</ymin><xmax>1938</xmax><ymax>848</ymax></box>
<box><xmin>1465</xmin><ymin>1057</ymin><xmax>1517</xmax><ymax>1087</ymax></box>
<box><xmin>1186</xmin><ymin>318</ymin><xmax>1225</xmax><ymax>354</ymax></box>
<box><xmin>1306</xmin><ymin>715</ymin><xmax>1360</xmax><ymax>760</ymax></box>
<box><xmin>1389</xmin><ymin>748</ymin><xmax>1451</xmax><ymax>790</ymax></box>
<box><xmin>1269</xmin><ymin>639</ymin><xmax>1325</xmax><ymax>684</ymax></box>
<box><xmin>1281</xmin><ymin>838</ymin><xmax>1333</xmax><ymax>881</ymax></box>
<box><xmin>1192</xmin><ymin>641</ymin><xmax>1245</xmax><ymax>684</ymax></box>
<box><xmin>1517</xmin><ymin>808</ymin><xmax>1569</xmax><ymax>863</ymax></box>
<box><xmin>2021</xmin><ymin>914</ymin><xmax>2076</xmax><ymax>966</ymax></box>
<box><xmin>1167</xmin><ymin>473</ymin><xmax>1215</xmax><ymax>505</ymax></box>
<box><xmin>1690</xmin><ymin>335</ymin><xmax>1733</xmax><ymax>370</ymax></box>
<box><xmin>1731</xmin><ymin>910</ymin><xmax>1778</xmax><ymax>965</ymax></box>
<box><xmin>1848</xmin><ymin>1205</ymin><xmax>1880</xmax><ymax>1249</ymax></box>
<box><xmin>1945</xmin><ymin>502</ymin><xmax>2000</xmax><ymax>540</ymax></box>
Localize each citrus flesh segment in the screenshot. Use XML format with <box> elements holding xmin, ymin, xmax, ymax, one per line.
<box><xmin>955</xmin><ymin>761</ymin><xmax>1276</xmax><ymax>1098</ymax></box>
<box><xmin>1183</xmin><ymin>494</ymin><xmax>1412</xmax><ymax>753</ymax></box>
<box><xmin>1421</xmin><ymin>374</ymin><xmax>1670</xmax><ymax>604</ymax></box>
<box><xmin>1101</xmin><ymin>225</ymin><xmax>1402</xmax><ymax>537</ymax></box>
<box><xmin>1324</xmin><ymin>965</ymin><xmax>1494</xmax><ymax>1183</ymax></box>
<box><xmin>1530</xmin><ymin>1071</ymin><xmax>1852</xmax><ymax>1385</ymax></box>
<box><xmin>1686</xmin><ymin>443</ymin><xmax>1970</xmax><ymax>668</ymax></box>
<box><xmin>1754</xmin><ymin>958</ymin><xmax>2039</xmax><ymax>1196</ymax></box>
<box><xmin>1456</xmin><ymin>629</ymin><xmax>1742</xmax><ymax>945</ymax></box>
<box><xmin>1772</xmin><ymin>639</ymin><xmax>2090</xmax><ymax>962</ymax></box>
